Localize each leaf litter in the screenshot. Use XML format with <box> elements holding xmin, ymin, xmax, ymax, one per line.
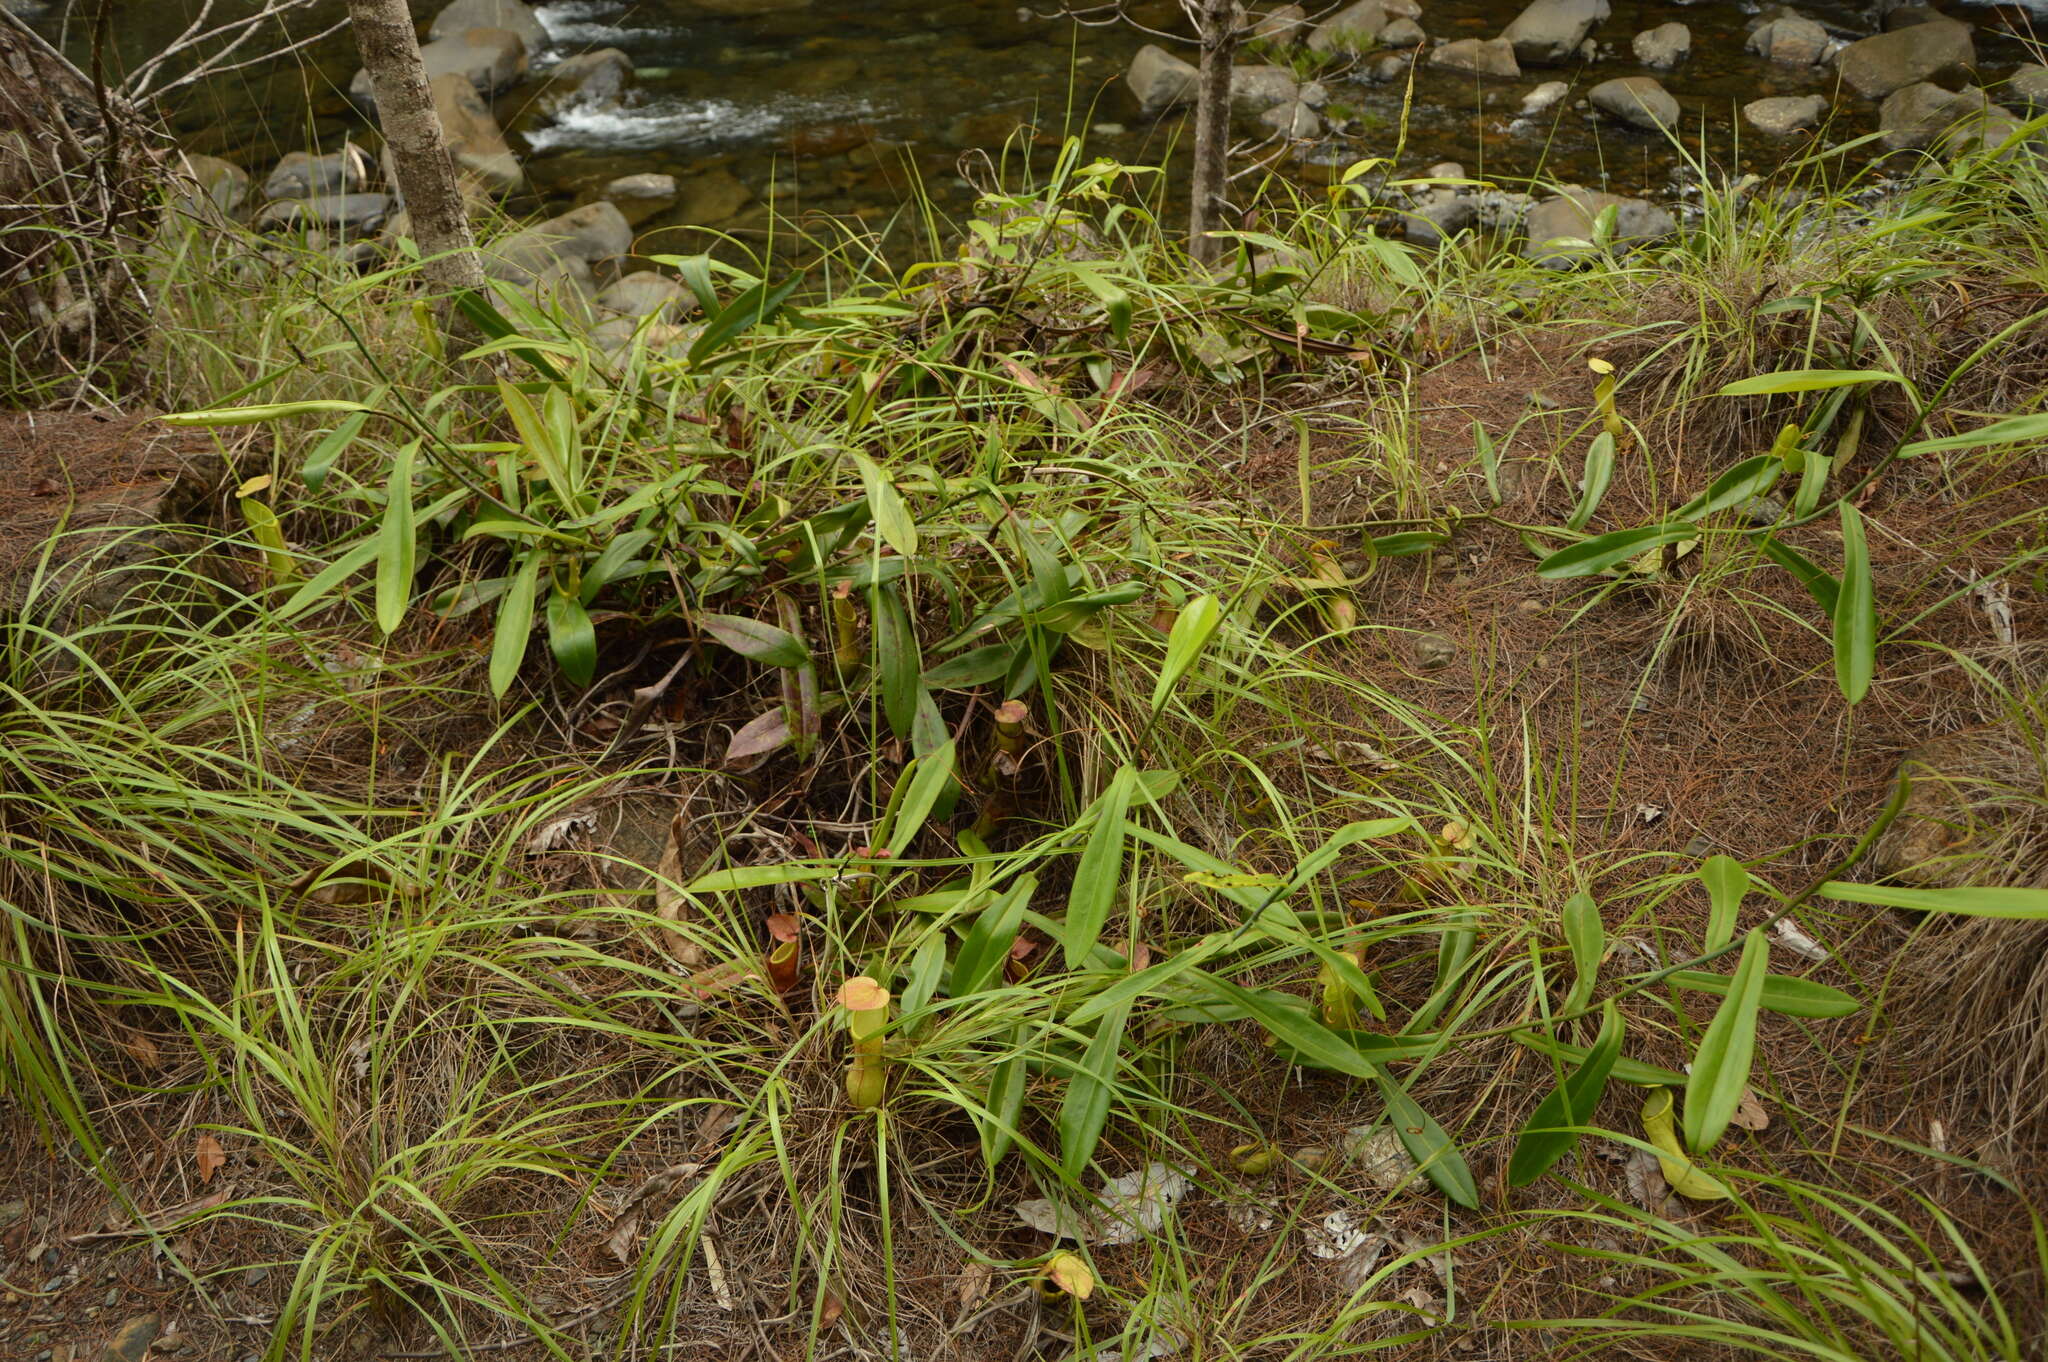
<box><xmin>1015</xmin><ymin>1163</ymin><xmax>1190</xmax><ymax>1246</ymax></box>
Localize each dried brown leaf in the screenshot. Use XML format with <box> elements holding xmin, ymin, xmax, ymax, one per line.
<box><xmin>194</xmin><ymin>1133</ymin><xmax>225</xmax><ymax>1186</ymax></box>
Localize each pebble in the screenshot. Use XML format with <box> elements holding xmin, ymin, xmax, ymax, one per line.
<box><xmin>101</xmin><ymin>1314</ymin><xmax>159</xmax><ymax>1362</ymax></box>
<box><xmin>103</xmin><ymin>1287</ymin><xmax>119</xmax><ymax>1306</ymax></box>
<box><xmin>1517</xmin><ymin>597</ymin><xmax>1544</xmax><ymax>613</ymax></box>
<box><xmin>1738</xmin><ymin>494</ymin><xmax>1786</xmax><ymax>526</ymax></box>
<box><xmin>1527</xmin><ymin>390</ymin><xmax>1561</xmax><ymax>411</ymax></box>
<box><xmin>244</xmin><ymin>1266</ymin><xmax>268</xmax><ymax>1285</ymax></box>
<box><xmin>1684</xmin><ymin>834</ymin><xmax>1714</xmax><ymax>857</ymax></box>
<box><xmin>1413</xmin><ymin>632</ymin><xmax>1460</xmax><ymax>670</ymax></box>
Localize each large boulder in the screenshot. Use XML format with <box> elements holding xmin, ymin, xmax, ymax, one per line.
<box><xmin>1745</xmin><ymin>15</ymin><xmax>1830</xmax><ymax>66</ymax></box>
<box><xmin>1744</xmin><ymin>94</ymin><xmax>1830</xmax><ymax>135</ymax></box>
<box><xmin>2005</xmin><ymin>63</ymin><xmax>2048</xmax><ymax>107</ymax></box>
<box><xmin>428</xmin><ymin>0</ymin><xmax>547</xmax><ymax>53</ymax></box>
<box><xmin>1307</xmin><ymin>0</ymin><xmax>1421</xmax><ymax>55</ymax></box>
<box><xmin>1632</xmin><ymin>22</ymin><xmax>1689</xmax><ymax>69</ymax></box>
<box><xmin>350</xmin><ymin>27</ymin><xmax>527</xmax><ymax>104</ymax></box>
<box><xmin>1836</xmin><ymin>19</ymin><xmax>1974</xmax><ymax>99</ymax></box>
<box><xmin>486</xmin><ymin>201</ymin><xmax>632</xmax><ymax>287</ymax></box>
<box><xmin>1500</xmin><ymin>0</ymin><xmax>1610</xmax><ymax>67</ymax></box>
<box><xmin>263</xmin><ymin>148</ymin><xmax>370</xmax><ymax>201</ymax></box>
<box><xmin>1523</xmin><ymin>187</ymin><xmax>1673</xmax><ymax>267</ymax></box>
<box><xmin>1250</xmin><ymin>4</ymin><xmax>1311</xmax><ymax>44</ymax></box>
<box><xmin>1430</xmin><ymin>38</ymin><xmax>1521</xmax><ymax>78</ymax></box>
<box><xmin>1126</xmin><ymin>44</ymin><xmax>1198</xmax><ymax>115</ymax></box>
<box><xmin>1230</xmin><ymin>65</ymin><xmax>1301</xmax><ymax>113</ymax></box>
<box><xmin>425</xmin><ymin>74</ymin><xmax>522</xmax><ymax>194</ymax></box>
<box><xmin>1879</xmin><ymin>81</ymin><xmax>1981</xmax><ymax>148</ymax></box>
<box><xmin>534</xmin><ymin>47</ymin><xmax>635</xmax><ymax>120</ymax></box>
<box><xmin>1589</xmin><ymin>75</ymin><xmax>1679</xmax><ymax>131</ymax></box>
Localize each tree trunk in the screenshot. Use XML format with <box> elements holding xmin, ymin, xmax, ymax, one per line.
<box><xmin>1187</xmin><ymin>0</ymin><xmax>1237</xmax><ymax>266</ymax></box>
<box><xmin>345</xmin><ymin>0</ymin><xmax>485</xmax><ymax>294</ymax></box>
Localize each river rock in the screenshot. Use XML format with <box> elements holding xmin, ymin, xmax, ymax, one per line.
<box><xmin>486</xmin><ymin>200</ymin><xmax>631</xmax><ymax>286</ymax></box>
<box><xmin>1744</xmin><ymin>93</ymin><xmax>1830</xmax><ymax>134</ymax></box>
<box><xmin>1307</xmin><ymin>0</ymin><xmax>1421</xmax><ymax>55</ymax></box>
<box><xmin>1500</xmin><ymin>0</ymin><xmax>1610</xmax><ymax>67</ymax></box>
<box><xmin>100</xmin><ymin>1314</ymin><xmax>160</xmax><ymax>1362</ymax></box>
<box><xmin>262</xmin><ymin>149</ymin><xmax>370</xmax><ymax>201</ymax></box>
<box><xmin>1837</xmin><ymin>19</ymin><xmax>1974</xmax><ymax>99</ymax></box>
<box><xmin>598</xmin><ymin>269</ymin><xmax>694</xmax><ymax>319</ymax></box>
<box><xmin>1881</xmin><ymin>3</ymin><xmax>1945</xmax><ymax>31</ymax></box>
<box><xmin>428</xmin><ymin>0</ymin><xmax>546</xmax><ymax>53</ymax></box>
<box><xmin>2006</xmin><ymin>63</ymin><xmax>2048</xmax><ymax>107</ymax></box>
<box><xmin>1432</xmin><ymin>38</ymin><xmax>1520</xmax><ymax>77</ymax></box>
<box><xmin>1589</xmin><ymin>75</ymin><xmax>1679</xmax><ymax>131</ymax></box>
<box><xmin>1520</xmin><ymin>79</ymin><xmax>1569</xmax><ymax>114</ymax></box>
<box><xmin>428</xmin><ymin>73</ymin><xmax>523</xmax><ymax>193</ymax></box>
<box><xmin>1879</xmin><ymin>81</ymin><xmax>1980</xmax><ymax>148</ymax></box>
<box><xmin>676</xmin><ymin>167</ymin><xmax>752</xmax><ymax>223</ymax></box>
<box><xmin>1250</xmin><ymin>3</ymin><xmax>1310</xmax><ymax>44</ymax></box>
<box><xmin>350</xmin><ymin>27</ymin><xmax>527</xmax><ymax>104</ymax></box>
<box><xmin>602</xmin><ymin>172</ymin><xmax>677</xmax><ymax>225</ymax></box>
<box><xmin>255</xmin><ymin>193</ymin><xmax>393</xmax><ymax>237</ymax></box>
<box><xmin>1403</xmin><ymin>182</ymin><xmax>1478</xmax><ymax>243</ymax></box>
<box><xmin>1260</xmin><ymin>99</ymin><xmax>1322</xmax><ymax>138</ymax></box>
<box><xmin>1524</xmin><ymin>187</ymin><xmax>1673</xmax><ymax>266</ymax></box>
<box><xmin>1745</xmin><ymin>15</ymin><xmax>1830</xmax><ymax>65</ymax></box>
<box><xmin>1632</xmin><ymin>22</ymin><xmax>1689</xmax><ymax>69</ymax></box>
<box><xmin>1230</xmin><ymin>65</ymin><xmax>1300</xmax><ymax>112</ymax></box>
<box><xmin>1126</xmin><ymin>44</ymin><xmax>1198</xmax><ymax>115</ymax></box>
<box><xmin>535</xmin><ymin>47</ymin><xmax>635</xmax><ymax>120</ymax></box>
<box><xmin>1381</xmin><ymin>17</ymin><xmax>1426</xmax><ymax>46</ymax></box>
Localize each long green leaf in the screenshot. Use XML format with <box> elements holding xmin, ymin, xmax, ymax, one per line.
<box><xmin>1566</xmin><ymin>431</ymin><xmax>1615</xmax><ymax>531</ymax></box>
<box><xmin>1197</xmin><ymin>974</ymin><xmax>1381</xmax><ymax>1080</ymax></box>
<box><xmin>1900</xmin><ymin>411</ymin><xmax>2048</xmax><ymax>457</ymax></box>
<box><xmin>489</xmin><ymin>552</ymin><xmax>543</xmax><ymax>697</ymax></box>
<box><xmin>1509</xmin><ymin>1001</ymin><xmax>1623</xmax><ymax>1186</ymax></box>
<box><xmin>878</xmin><ymin>739</ymin><xmax>955</xmax><ymax>854</ymax></box>
<box><xmin>1700</xmin><ymin>855</ymin><xmax>1748</xmax><ymax>952</ymax></box>
<box><xmin>375</xmin><ymin>440</ymin><xmax>418</xmax><ymax>636</ymax></box>
<box><xmin>1513</xmin><ymin>1030</ymin><xmax>1686</xmax><ymax>1087</ymax></box>
<box><xmin>1058</xmin><ymin>1000</ymin><xmax>1130</xmax><ymax>1178</ymax></box>
<box><xmin>1833</xmin><ymin>502</ymin><xmax>1876</xmax><ymax>704</ymax></box>
<box><xmin>1755</xmin><ymin>534</ymin><xmax>1841</xmax><ymax>614</ymax></box>
<box><xmin>1151</xmin><ymin>594</ymin><xmax>1222</xmax><ymax>714</ymax></box>
<box><xmin>1818</xmin><ymin>881</ymin><xmax>2048</xmax><ymax>919</ymax></box>
<box><xmin>1665</xmin><ymin>969</ymin><xmax>1859</xmax><ymax>1019</ymax></box>
<box><xmin>700</xmin><ymin>613</ymin><xmax>809</xmax><ymax>669</ymax></box>
<box><xmin>1682</xmin><ymin>929</ymin><xmax>1769</xmax><ymax>1152</ymax></box>
<box><xmin>871</xmin><ymin>585</ymin><xmax>919</xmax><ymax>738</ymax></box>
<box><xmin>1538</xmin><ymin>523</ymin><xmax>1697</xmax><ymax>579</ymax></box>
<box><xmin>1063</xmin><ymin>768</ymin><xmax>1135</xmax><ymax>968</ymax></box>
<box><xmin>544</xmin><ymin>589</ymin><xmax>597</xmax><ymax>686</ymax></box>
<box><xmin>1675</xmin><ymin>455</ymin><xmax>1783</xmax><ymax>521</ymax></box>
<box><xmin>851</xmin><ymin>450</ymin><xmax>918</xmax><ymax>558</ymax></box>
<box><xmin>1373</xmin><ymin>1074</ymin><xmax>1480</xmax><ymax>1208</ymax></box>
<box><xmin>951</xmin><ymin>876</ymin><xmax>1034</xmax><ymax>998</ymax></box>
<box><xmin>277</xmin><ymin>536</ymin><xmax>381</xmax><ymax>621</ymax></box>
<box><xmin>162</xmin><ymin>399</ymin><xmax>373</xmax><ymax>426</ymax></box>
<box><xmin>1715</xmin><ymin>369</ymin><xmax>1903</xmax><ymax>396</ymax></box>
<box><xmin>922</xmin><ymin>644</ymin><xmax>1016</xmax><ymax>690</ymax></box>
<box><xmin>1561</xmin><ymin>892</ymin><xmax>1603</xmax><ymax>1015</ymax></box>
<box><xmin>980</xmin><ymin>1031</ymin><xmax>1030</xmax><ymax>1170</ymax></box>
<box><xmin>687</xmin><ymin>274</ymin><xmax>802</xmax><ymax>365</ymax></box>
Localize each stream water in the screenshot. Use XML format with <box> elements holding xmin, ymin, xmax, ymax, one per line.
<box><xmin>27</xmin><ymin>0</ymin><xmax>2048</xmax><ymax>251</ymax></box>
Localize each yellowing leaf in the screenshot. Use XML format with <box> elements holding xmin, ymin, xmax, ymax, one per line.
<box><xmin>1640</xmin><ymin>1089</ymin><xmax>1730</xmax><ymax>1201</ymax></box>
<box><xmin>1045</xmin><ymin>1251</ymin><xmax>1094</xmax><ymax>1299</ymax></box>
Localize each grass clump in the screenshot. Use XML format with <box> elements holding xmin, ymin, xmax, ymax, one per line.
<box><xmin>2</xmin><ymin>135</ymin><xmax>2047</xmax><ymax>1362</ymax></box>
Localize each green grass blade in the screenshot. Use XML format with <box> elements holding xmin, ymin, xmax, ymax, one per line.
<box><xmin>1833</xmin><ymin>502</ymin><xmax>1876</xmax><ymax>704</ymax></box>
